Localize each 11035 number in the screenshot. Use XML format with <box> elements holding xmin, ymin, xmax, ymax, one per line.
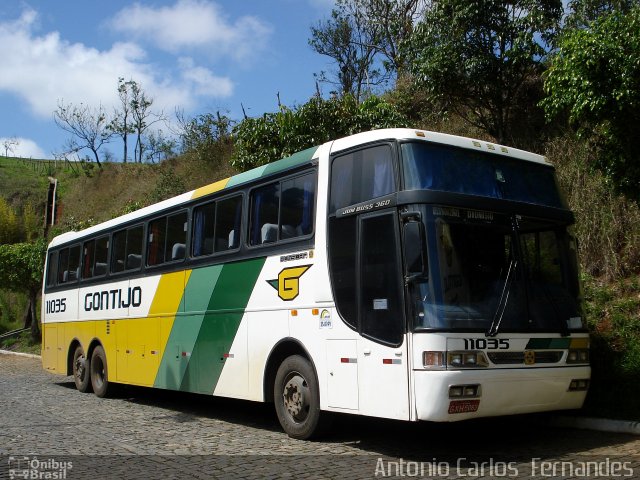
<box><xmin>463</xmin><ymin>338</ymin><xmax>509</xmax><ymax>350</ymax></box>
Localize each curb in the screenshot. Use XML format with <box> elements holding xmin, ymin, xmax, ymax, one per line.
<box><xmin>549</xmin><ymin>415</ymin><xmax>640</xmax><ymax>436</ymax></box>
<box><xmin>0</xmin><ymin>349</ymin><xmax>41</xmax><ymax>360</ymax></box>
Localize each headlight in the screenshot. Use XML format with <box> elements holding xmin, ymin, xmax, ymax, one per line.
<box><xmin>567</xmin><ymin>349</ymin><xmax>589</xmax><ymax>364</ymax></box>
<box><xmin>447</xmin><ymin>351</ymin><xmax>489</xmax><ymax>368</ymax></box>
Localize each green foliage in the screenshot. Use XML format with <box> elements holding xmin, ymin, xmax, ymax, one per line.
<box><xmin>581</xmin><ymin>275</ymin><xmax>640</xmax><ymax>420</ymax></box>
<box><xmin>180</xmin><ymin>112</ymin><xmax>233</xmax><ymax>164</ymax></box>
<box><xmin>0</xmin><ymin>240</ymin><xmax>46</xmax><ymax>294</ymax></box>
<box><xmin>565</xmin><ymin>0</ymin><xmax>638</xmax><ymax>28</ymax></box>
<box><xmin>151</xmin><ymin>170</ymin><xmax>187</xmax><ymax>203</ymax></box>
<box><xmin>406</xmin><ymin>0</ymin><xmax>562</xmax><ymax>145</ymax></box>
<box><xmin>549</xmin><ymin>134</ymin><xmax>640</xmax><ymax>279</ymax></box>
<box><xmin>542</xmin><ymin>6</ymin><xmax>640</xmax><ymax>196</ymax></box>
<box><xmin>231</xmin><ymin>95</ymin><xmax>407</xmax><ymax>171</ymax></box>
<box><xmin>0</xmin><ymin>197</ymin><xmax>20</xmax><ymax>244</ymax></box>
<box><xmin>21</xmin><ymin>203</ymin><xmax>42</xmax><ymax>242</ymax></box>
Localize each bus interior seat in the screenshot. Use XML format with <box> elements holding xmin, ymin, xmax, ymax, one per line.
<box><xmin>94</xmin><ymin>262</ymin><xmax>107</xmax><ymax>276</ymax></box>
<box><xmin>281</xmin><ymin>224</ymin><xmax>297</xmax><ymax>239</ymax></box>
<box><xmin>228</xmin><ymin>230</ymin><xmax>236</xmax><ymax>248</ymax></box>
<box><xmin>171</xmin><ymin>243</ymin><xmax>186</xmax><ymax>261</ymax></box>
<box><xmin>126</xmin><ymin>254</ymin><xmax>142</xmax><ymax>269</ymax></box>
<box><xmin>261</xmin><ymin>224</ymin><xmax>278</xmax><ymax>243</ymax></box>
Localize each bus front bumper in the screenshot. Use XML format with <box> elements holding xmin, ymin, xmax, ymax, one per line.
<box><xmin>414</xmin><ymin>366</ymin><xmax>590</xmax><ymax>422</ymax></box>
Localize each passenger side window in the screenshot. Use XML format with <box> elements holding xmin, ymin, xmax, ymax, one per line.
<box><xmin>147</xmin><ymin>212</ymin><xmax>188</xmax><ymax>266</ymax></box>
<box><xmin>112</xmin><ymin>225</ymin><xmax>143</xmax><ymax>273</ymax></box>
<box><xmin>147</xmin><ymin>212</ymin><xmax>187</xmax><ymax>266</ymax></box>
<box><xmin>46</xmin><ymin>251</ymin><xmax>58</xmax><ymax>287</ymax></box>
<box><xmin>57</xmin><ymin>245</ymin><xmax>81</xmax><ymax>284</ymax></box>
<box><xmin>192</xmin><ymin>195</ymin><xmax>242</xmax><ymax>257</ymax></box>
<box><xmin>249</xmin><ymin>171</ymin><xmax>316</xmax><ymax>246</ymax></box>
<box><xmin>330</xmin><ymin>144</ymin><xmax>395</xmax><ymax>212</ymax></box>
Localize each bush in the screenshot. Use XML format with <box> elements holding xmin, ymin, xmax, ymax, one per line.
<box><xmin>548</xmin><ymin>134</ymin><xmax>640</xmax><ymax>280</ymax></box>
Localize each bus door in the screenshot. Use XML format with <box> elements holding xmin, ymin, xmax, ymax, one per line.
<box><xmin>356</xmin><ymin>210</ymin><xmax>410</xmax><ymax>420</ymax></box>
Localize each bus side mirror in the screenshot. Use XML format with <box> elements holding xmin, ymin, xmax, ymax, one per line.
<box><xmin>403</xmin><ymin>221</ymin><xmax>427</xmax><ymax>283</ymax></box>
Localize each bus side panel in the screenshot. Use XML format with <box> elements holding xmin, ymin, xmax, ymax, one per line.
<box><xmin>154</xmin><ymin>258</ymin><xmax>265</xmax><ymax>395</ymax></box>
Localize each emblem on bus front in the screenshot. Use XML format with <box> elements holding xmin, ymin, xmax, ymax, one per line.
<box><xmin>267</xmin><ymin>265</ymin><xmax>312</xmax><ymax>301</ymax></box>
<box><xmin>524</xmin><ymin>350</ymin><xmax>536</xmax><ymax>365</ymax></box>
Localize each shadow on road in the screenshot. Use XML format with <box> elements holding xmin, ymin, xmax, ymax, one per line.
<box><xmin>55</xmin><ymin>378</ymin><xmax>636</xmax><ymax>460</ymax></box>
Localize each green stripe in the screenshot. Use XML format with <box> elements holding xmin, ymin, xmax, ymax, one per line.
<box><xmin>225</xmin><ymin>146</ymin><xmax>318</xmax><ymax>188</ymax></box>
<box><xmin>181</xmin><ymin>258</ymin><xmax>266</xmax><ymax>393</ymax></box>
<box><xmin>154</xmin><ymin>259</ymin><xmax>265</xmax><ymax>392</ymax></box>
<box><xmin>526</xmin><ymin>338</ymin><xmax>571</xmax><ymax>349</ymax></box>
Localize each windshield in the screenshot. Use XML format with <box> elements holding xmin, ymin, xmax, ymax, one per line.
<box><xmin>401</xmin><ymin>142</ymin><xmax>567</xmax><ymax>209</ymax></box>
<box><xmin>410</xmin><ymin>205</ymin><xmax>583</xmax><ymax>333</ymax></box>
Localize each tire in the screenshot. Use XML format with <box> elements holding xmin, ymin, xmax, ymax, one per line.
<box><xmin>72</xmin><ymin>344</ymin><xmax>92</xmax><ymax>393</ymax></box>
<box><xmin>90</xmin><ymin>345</ymin><xmax>110</xmax><ymax>398</ymax></box>
<box><xmin>274</xmin><ymin>355</ymin><xmax>325</xmax><ymax>440</ymax></box>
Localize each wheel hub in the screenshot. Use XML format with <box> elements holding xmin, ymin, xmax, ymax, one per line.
<box><xmin>75</xmin><ymin>355</ymin><xmax>85</xmax><ymax>379</ymax></box>
<box><xmin>283</xmin><ymin>375</ymin><xmax>308</xmax><ymax>420</ymax></box>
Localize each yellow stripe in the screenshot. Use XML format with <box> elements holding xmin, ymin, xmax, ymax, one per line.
<box><xmin>191</xmin><ymin>178</ymin><xmax>230</xmax><ymax>199</ymax></box>
<box><xmin>570</xmin><ymin>337</ymin><xmax>589</xmax><ymax>349</ymax></box>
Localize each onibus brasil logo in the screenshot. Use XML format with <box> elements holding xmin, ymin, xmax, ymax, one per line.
<box><xmin>267</xmin><ymin>265</ymin><xmax>311</xmax><ymax>301</ymax></box>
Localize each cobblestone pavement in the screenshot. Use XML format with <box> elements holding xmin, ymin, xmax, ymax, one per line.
<box><xmin>1</xmin><ymin>354</ymin><xmax>639</xmax><ymax>479</ymax></box>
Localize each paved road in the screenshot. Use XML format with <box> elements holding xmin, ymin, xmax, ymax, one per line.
<box><xmin>1</xmin><ymin>353</ymin><xmax>639</xmax><ymax>479</ymax></box>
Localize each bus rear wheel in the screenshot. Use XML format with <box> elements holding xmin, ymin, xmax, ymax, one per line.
<box><xmin>90</xmin><ymin>345</ymin><xmax>110</xmax><ymax>398</ymax></box>
<box><xmin>274</xmin><ymin>355</ymin><xmax>324</xmax><ymax>440</ymax></box>
<box><xmin>72</xmin><ymin>345</ymin><xmax>92</xmax><ymax>393</ymax></box>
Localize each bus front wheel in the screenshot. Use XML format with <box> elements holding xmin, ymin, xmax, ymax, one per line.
<box><xmin>90</xmin><ymin>345</ymin><xmax>110</xmax><ymax>398</ymax></box>
<box><xmin>72</xmin><ymin>345</ymin><xmax>92</xmax><ymax>393</ymax></box>
<box><xmin>274</xmin><ymin>355</ymin><xmax>323</xmax><ymax>440</ymax></box>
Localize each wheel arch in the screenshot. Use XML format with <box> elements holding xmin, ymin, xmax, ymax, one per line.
<box><xmin>263</xmin><ymin>337</ymin><xmax>317</xmax><ymax>404</ymax></box>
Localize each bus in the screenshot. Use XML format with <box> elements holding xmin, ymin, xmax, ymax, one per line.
<box><xmin>41</xmin><ymin>128</ymin><xmax>590</xmax><ymax>439</ymax></box>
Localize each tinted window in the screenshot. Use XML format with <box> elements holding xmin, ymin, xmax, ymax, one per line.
<box><xmin>147</xmin><ymin>212</ymin><xmax>187</xmax><ymax>266</ymax></box>
<box><xmin>192</xmin><ymin>196</ymin><xmax>242</xmax><ymax>256</ymax></box>
<box><xmin>58</xmin><ymin>245</ymin><xmax>81</xmax><ymax>284</ymax></box>
<box><xmin>94</xmin><ymin>236</ymin><xmax>109</xmax><ymax>277</ymax></box>
<box><xmin>82</xmin><ymin>239</ymin><xmax>96</xmax><ymax>279</ymax></box>
<box><xmin>401</xmin><ymin>142</ymin><xmax>566</xmax><ymax>209</ymax></box>
<box><xmin>360</xmin><ymin>213</ymin><xmax>403</xmax><ymax>344</ymax></box>
<box><xmin>112</xmin><ymin>225</ymin><xmax>143</xmax><ymax>273</ymax></box>
<box><xmin>328</xmin><ymin>215</ymin><xmax>357</xmax><ymax>329</ymax></box>
<box><xmin>249</xmin><ymin>172</ymin><xmax>316</xmax><ymax>246</ymax></box>
<box><xmin>330</xmin><ymin>145</ymin><xmax>395</xmax><ymax>212</ymax></box>
<box><xmin>46</xmin><ymin>251</ymin><xmax>57</xmax><ymax>287</ymax></box>
<box><xmin>250</xmin><ymin>183</ymin><xmax>280</xmax><ymax>245</ymax></box>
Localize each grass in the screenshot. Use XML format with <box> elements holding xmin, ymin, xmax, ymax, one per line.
<box><xmin>581</xmin><ymin>275</ymin><xmax>640</xmax><ymax>421</ymax></box>
<box><xmin>0</xmin><ymin>331</ymin><xmax>41</xmax><ymax>355</ymax></box>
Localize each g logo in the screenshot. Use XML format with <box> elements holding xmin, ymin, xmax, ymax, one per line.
<box><xmin>267</xmin><ymin>265</ymin><xmax>311</xmax><ymax>301</ymax></box>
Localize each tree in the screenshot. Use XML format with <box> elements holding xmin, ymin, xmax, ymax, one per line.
<box><xmin>0</xmin><ymin>240</ymin><xmax>46</xmax><ymax>341</ymax></box>
<box><xmin>129</xmin><ymin>81</ymin><xmax>165</xmax><ymax>163</ymax></box>
<box><xmin>109</xmin><ymin>78</ymin><xmax>137</xmax><ymax>163</ymax></box>
<box><xmin>0</xmin><ymin>197</ymin><xmax>20</xmax><ymax>244</ymax></box>
<box><xmin>144</xmin><ymin>129</ymin><xmax>177</xmax><ymax>163</ymax></box>
<box><xmin>53</xmin><ymin>100</ymin><xmax>114</xmax><ymax>168</ymax></box>
<box><xmin>2</xmin><ymin>137</ymin><xmax>19</xmax><ymax>157</ymax></box>
<box><xmin>542</xmin><ymin>6</ymin><xmax>640</xmax><ymax>195</ymax></box>
<box><xmin>232</xmin><ymin>94</ymin><xmax>407</xmax><ymax>171</ymax></box>
<box><xmin>309</xmin><ymin>3</ymin><xmax>383</xmax><ymax>100</ymax></box>
<box><xmin>565</xmin><ymin>0</ymin><xmax>638</xmax><ymax>27</ymax></box>
<box><xmin>348</xmin><ymin>0</ymin><xmax>427</xmax><ymax>76</ymax></box>
<box><xmin>406</xmin><ymin>0</ymin><xmax>562</xmax><ymax>145</ymax></box>
<box><xmin>178</xmin><ymin>111</ymin><xmax>233</xmax><ymax>164</ymax></box>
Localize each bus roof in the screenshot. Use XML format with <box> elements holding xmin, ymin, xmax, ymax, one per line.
<box><xmin>48</xmin><ymin>128</ymin><xmax>549</xmax><ymax>248</ymax></box>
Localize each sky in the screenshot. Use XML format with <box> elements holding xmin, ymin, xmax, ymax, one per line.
<box><xmin>0</xmin><ymin>0</ymin><xmax>336</xmax><ymax>160</ymax></box>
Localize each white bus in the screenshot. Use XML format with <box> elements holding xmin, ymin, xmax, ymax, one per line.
<box><xmin>42</xmin><ymin>128</ymin><xmax>590</xmax><ymax>439</ymax></box>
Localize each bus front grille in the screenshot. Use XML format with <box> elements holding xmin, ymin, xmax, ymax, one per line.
<box><xmin>487</xmin><ymin>351</ymin><xmax>563</xmax><ymax>365</ymax></box>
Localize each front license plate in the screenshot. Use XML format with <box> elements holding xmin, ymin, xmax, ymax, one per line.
<box><xmin>448</xmin><ymin>400</ymin><xmax>480</xmax><ymax>414</ymax></box>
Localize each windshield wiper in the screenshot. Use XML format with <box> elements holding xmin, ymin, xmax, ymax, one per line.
<box><xmin>486</xmin><ymin>258</ymin><xmax>517</xmax><ymax>337</ymax></box>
